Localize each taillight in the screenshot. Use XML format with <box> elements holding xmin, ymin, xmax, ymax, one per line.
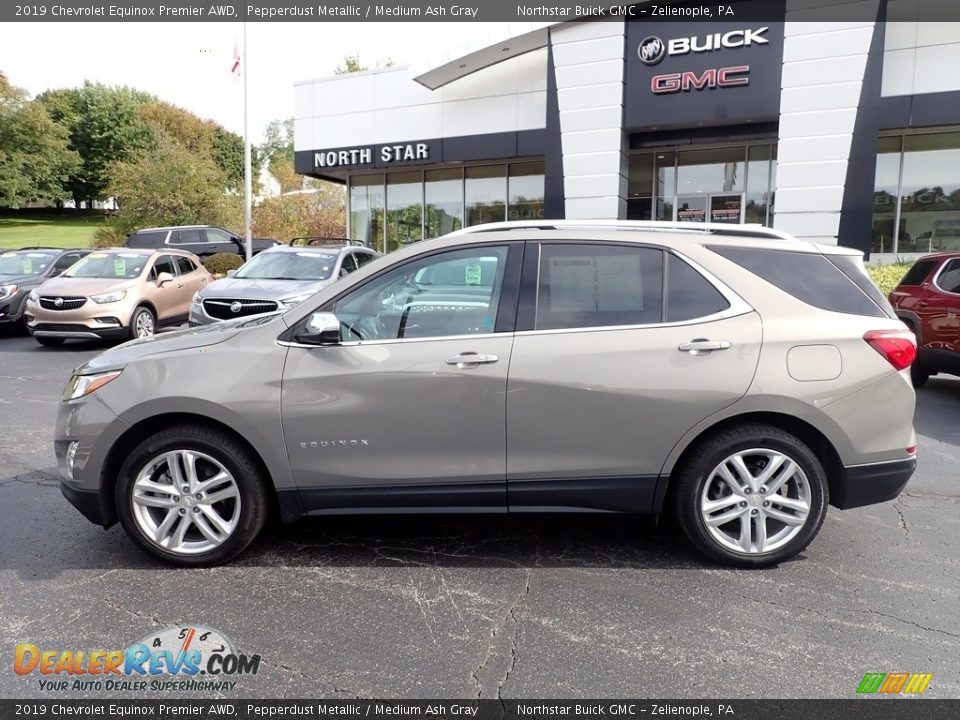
<box><xmin>864</xmin><ymin>329</ymin><xmax>916</xmax><ymax>371</ymax></box>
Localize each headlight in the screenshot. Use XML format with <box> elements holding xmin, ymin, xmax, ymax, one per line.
<box><xmin>0</xmin><ymin>284</ymin><xmax>18</xmax><ymax>300</ymax></box>
<box><xmin>63</xmin><ymin>370</ymin><xmax>122</xmax><ymax>401</ymax></box>
<box><xmin>90</xmin><ymin>290</ymin><xmax>127</xmax><ymax>304</ymax></box>
<box><xmin>191</xmin><ymin>292</ymin><xmax>202</xmax><ymax>305</ymax></box>
<box><xmin>28</xmin><ymin>289</ymin><xmax>39</xmax><ymax>302</ymax></box>
<box><xmin>280</xmin><ymin>293</ymin><xmax>312</xmax><ymax>307</ymax></box>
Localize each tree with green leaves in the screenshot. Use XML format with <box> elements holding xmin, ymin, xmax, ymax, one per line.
<box><xmin>98</xmin><ymin>131</ymin><xmax>239</xmax><ymax>242</ymax></box>
<box><xmin>39</xmin><ymin>82</ymin><xmax>154</xmax><ymax>208</ymax></box>
<box><xmin>0</xmin><ymin>72</ymin><xmax>79</xmax><ymax>207</ymax></box>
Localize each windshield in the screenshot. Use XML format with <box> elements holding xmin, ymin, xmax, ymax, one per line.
<box><xmin>64</xmin><ymin>252</ymin><xmax>147</xmax><ymax>279</ymax></box>
<box><xmin>234</xmin><ymin>251</ymin><xmax>336</xmax><ymax>281</ymax></box>
<box><xmin>0</xmin><ymin>251</ymin><xmax>57</xmax><ymax>276</ymax></box>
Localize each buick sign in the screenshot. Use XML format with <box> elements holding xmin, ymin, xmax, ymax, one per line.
<box><xmin>638</xmin><ymin>36</ymin><xmax>666</xmax><ymax>66</ymax></box>
<box><xmin>230</xmin><ymin>301</ymin><xmax>242</xmax><ymax>313</ymax></box>
<box><xmin>639</xmin><ymin>27</ymin><xmax>769</xmax><ymax>66</ymax></box>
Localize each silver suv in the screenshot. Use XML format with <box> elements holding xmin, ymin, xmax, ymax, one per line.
<box><xmin>55</xmin><ymin>221</ymin><xmax>917</xmax><ymax>567</ymax></box>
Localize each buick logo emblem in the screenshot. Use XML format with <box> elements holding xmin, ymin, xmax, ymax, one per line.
<box><xmin>638</xmin><ymin>36</ymin><xmax>666</xmax><ymax>66</ymax></box>
<box><xmin>54</xmin><ymin>297</ymin><xmax>64</xmax><ymax>307</ymax></box>
<box><xmin>230</xmin><ymin>301</ymin><xmax>242</xmax><ymax>313</ymax></box>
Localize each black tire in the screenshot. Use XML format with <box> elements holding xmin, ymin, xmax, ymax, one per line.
<box><xmin>115</xmin><ymin>425</ymin><xmax>269</xmax><ymax>566</ymax></box>
<box><xmin>674</xmin><ymin>423</ymin><xmax>829</xmax><ymax>568</ymax></box>
<box><xmin>903</xmin><ymin>322</ymin><xmax>931</xmax><ymax>388</ymax></box>
<box><xmin>35</xmin><ymin>336</ymin><xmax>65</xmax><ymax>347</ymax></box>
<box><xmin>910</xmin><ymin>361</ymin><xmax>930</xmax><ymax>388</ymax></box>
<box><xmin>128</xmin><ymin>305</ymin><xmax>155</xmax><ymax>340</ymax></box>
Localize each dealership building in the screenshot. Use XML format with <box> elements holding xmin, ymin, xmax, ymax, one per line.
<box><xmin>294</xmin><ymin>5</ymin><xmax>960</xmax><ymax>260</ymax></box>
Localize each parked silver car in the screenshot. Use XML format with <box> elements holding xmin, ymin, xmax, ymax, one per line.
<box><xmin>55</xmin><ymin>221</ymin><xmax>917</xmax><ymax>567</ymax></box>
<box><xmin>189</xmin><ymin>243</ymin><xmax>379</xmax><ymax>325</ymax></box>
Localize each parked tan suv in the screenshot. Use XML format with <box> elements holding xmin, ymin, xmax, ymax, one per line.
<box><xmin>24</xmin><ymin>248</ymin><xmax>211</xmax><ymax>346</ymax></box>
<box><xmin>55</xmin><ymin>221</ymin><xmax>917</xmax><ymax>568</ymax></box>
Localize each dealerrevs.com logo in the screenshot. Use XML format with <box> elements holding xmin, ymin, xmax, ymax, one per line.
<box><xmin>13</xmin><ymin>625</ymin><xmax>260</xmax><ymax>693</ymax></box>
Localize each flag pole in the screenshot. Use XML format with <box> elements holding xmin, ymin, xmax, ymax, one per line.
<box><xmin>242</xmin><ymin>20</ymin><xmax>253</xmax><ymax>262</ymax></box>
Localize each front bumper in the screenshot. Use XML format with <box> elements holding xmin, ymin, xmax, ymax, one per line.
<box><xmin>834</xmin><ymin>457</ymin><xmax>916</xmax><ymax>509</ymax></box>
<box><xmin>60</xmin><ymin>481</ymin><xmax>111</xmax><ymax>526</ymax></box>
<box><xmin>29</xmin><ymin>324</ymin><xmax>129</xmax><ymax>340</ymax></box>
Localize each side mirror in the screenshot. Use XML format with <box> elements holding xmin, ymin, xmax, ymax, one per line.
<box><xmin>157</xmin><ymin>271</ymin><xmax>175</xmax><ymax>286</ymax></box>
<box><xmin>293</xmin><ymin>312</ymin><xmax>341</xmax><ymax>346</ymax></box>
<box><xmin>226</xmin><ymin>269</ymin><xmax>237</xmax><ymax>277</ymax></box>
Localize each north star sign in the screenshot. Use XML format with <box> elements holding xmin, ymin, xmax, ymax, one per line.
<box><xmin>314</xmin><ymin>143</ymin><xmax>429</xmax><ymax>169</ymax></box>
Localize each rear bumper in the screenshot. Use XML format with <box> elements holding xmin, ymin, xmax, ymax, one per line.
<box><xmin>833</xmin><ymin>457</ymin><xmax>916</xmax><ymax>510</ymax></box>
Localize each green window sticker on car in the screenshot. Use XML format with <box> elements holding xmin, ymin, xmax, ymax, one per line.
<box><xmin>465</xmin><ymin>263</ymin><xmax>482</xmax><ymax>286</ymax></box>
<box><xmin>114</xmin><ymin>259</ymin><xmax>126</xmax><ymax>276</ymax></box>
<box><xmin>22</xmin><ymin>258</ymin><xmax>32</xmax><ymax>274</ymax></box>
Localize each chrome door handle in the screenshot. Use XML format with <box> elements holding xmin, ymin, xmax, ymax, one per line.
<box><xmin>678</xmin><ymin>339</ymin><xmax>731</xmax><ymax>355</ymax></box>
<box><xmin>445</xmin><ymin>352</ymin><xmax>499</xmax><ymax>368</ymax></box>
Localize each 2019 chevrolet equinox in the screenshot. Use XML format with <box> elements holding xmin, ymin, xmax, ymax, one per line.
<box><xmin>55</xmin><ymin>221</ymin><xmax>917</xmax><ymax>567</ymax></box>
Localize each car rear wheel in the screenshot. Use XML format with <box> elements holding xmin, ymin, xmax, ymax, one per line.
<box><xmin>674</xmin><ymin>424</ymin><xmax>828</xmax><ymax>568</ymax></box>
<box><xmin>115</xmin><ymin>426</ymin><xmax>269</xmax><ymax>566</ymax></box>
<box><xmin>910</xmin><ymin>361</ymin><xmax>930</xmax><ymax>388</ymax></box>
<box><xmin>130</xmin><ymin>306</ymin><xmax>155</xmax><ymax>339</ymax></box>
<box><xmin>35</xmin><ymin>336</ymin><xmax>65</xmax><ymax>347</ymax></box>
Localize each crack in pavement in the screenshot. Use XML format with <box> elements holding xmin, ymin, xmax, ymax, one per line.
<box><xmin>893</xmin><ymin>496</ymin><xmax>910</xmax><ymax>538</ymax></box>
<box><xmin>470</xmin><ymin>553</ymin><xmax>537</xmax><ymax>699</ymax></box>
<box><xmin>255</xmin><ymin>658</ymin><xmax>361</xmax><ymax>698</ymax></box>
<box><xmin>731</xmin><ymin>591</ymin><xmax>960</xmax><ymax>640</ymax></box>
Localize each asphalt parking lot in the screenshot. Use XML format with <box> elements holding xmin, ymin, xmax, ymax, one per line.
<box><xmin>1</xmin><ymin>330</ymin><xmax>958</xmax><ymax>700</ymax></box>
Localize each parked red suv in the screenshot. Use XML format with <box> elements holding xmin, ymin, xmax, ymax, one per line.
<box><xmin>889</xmin><ymin>252</ymin><xmax>960</xmax><ymax>387</ymax></box>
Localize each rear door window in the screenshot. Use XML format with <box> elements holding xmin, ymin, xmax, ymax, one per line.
<box><xmin>175</xmin><ymin>256</ymin><xmax>197</xmax><ymax>275</ymax></box>
<box><xmin>710</xmin><ymin>246</ymin><xmax>886</xmax><ymax>318</ymax></box>
<box><xmin>535</xmin><ymin>243</ymin><xmax>664</xmax><ymax>330</ymax></box>
<box><xmin>173</xmin><ymin>229</ymin><xmax>205</xmax><ymax>245</ymax></box>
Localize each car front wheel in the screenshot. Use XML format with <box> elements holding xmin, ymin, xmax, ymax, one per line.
<box><xmin>130</xmin><ymin>305</ymin><xmax>155</xmax><ymax>340</ymax></box>
<box><xmin>115</xmin><ymin>426</ymin><xmax>269</xmax><ymax>566</ymax></box>
<box><xmin>675</xmin><ymin>424</ymin><xmax>828</xmax><ymax>568</ymax></box>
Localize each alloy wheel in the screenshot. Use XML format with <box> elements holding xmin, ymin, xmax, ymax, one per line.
<box><xmin>699</xmin><ymin>448</ymin><xmax>811</xmax><ymax>555</ymax></box>
<box><xmin>135</xmin><ymin>311</ymin><xmax>155</xmax><ymax>338</ymax></box>
<box><xmin>131</xmin><ymin>450</ymin><xmax>241</xmax><ymax>555</ymax></box>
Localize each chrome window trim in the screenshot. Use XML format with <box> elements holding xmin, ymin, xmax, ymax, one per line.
<box><xmin>932</xmin><ymin>258</ymin><xmax>960</xmax><ymax>296</ymax></box>
<box><xmin>278</xmin><ymin>330</ymin><xmax>504</xmax><ymax>349</ymax></box>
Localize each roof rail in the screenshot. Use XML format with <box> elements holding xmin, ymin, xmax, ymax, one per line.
<box><xmin>445</xmin><ymin>220</ymin><xmax>796</xmax><ymax>242</ymax></box>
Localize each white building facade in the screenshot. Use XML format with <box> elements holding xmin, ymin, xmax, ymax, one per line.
<box><xmin>294</xmin><ymin>3</ymin><xmax>960</xmax><ymax>259</ymax></box>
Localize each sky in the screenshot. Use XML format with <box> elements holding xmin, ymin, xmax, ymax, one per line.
<box><xmin>0</xmin><ymin>22</ymin><xmax>495</xmax><ymax>144</ymax></box>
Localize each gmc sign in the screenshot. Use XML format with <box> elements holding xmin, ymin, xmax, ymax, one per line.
<box><xmin>651</xmin><ymin>65</ymin><xmax>751</xmax><ymax>94</ymax></box>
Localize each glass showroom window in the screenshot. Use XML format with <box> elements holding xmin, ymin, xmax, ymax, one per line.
<box><xmin>871</xmin><ymin>136</ymin><xmax>901</xmax><ymax>254</ymax></box>
<box><xmin>425</xmin><ymin>168</ymin><xmax>464</xmax><ymax>238</ymax></box>
<box><xmin>385</xmin><ymin>171</ymin><xmax>423</xmax><ymax>252</ymax></box>
<box><xmin>636</xmin><ymin>144</ymin><xmax>775</xmax><ymax>225</ymax></box>
<box><xmin>871</xmin><ymin>131</ymin><xmax>960</xmax><ymax>254</ymax></box>
<box><xmin>466</xmin><ymin>166</ymin><xmax>507</xmax><ymax>226</ymax></box>
<box><xmin>349</xmin><ymin>174</ymin><xmax>385</xmax><ymax>252</ymax></box>
<box><xmin>745</xmin><ymin>144</ymin><xmax>776</xmax><ymax>226</ymax></box>
<box><xmin>507</xmin><ymin>162</ymin><xmax>545</xmax><ymax>221</ymax></box>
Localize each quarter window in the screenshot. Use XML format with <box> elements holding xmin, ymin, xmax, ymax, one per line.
<box><xmin>333</xmin><ymin>246</ymin><xmax>509</xmax><ymax>341</ymax></box>
<box><xmin>534</xmin><ymin>244</ymin><xmax>664</xmax><ymax>331</ymax></box>
<box><xmin>936</xmin><ymin>259</ymin><xmax>960</xmax><ymax>294</ymax></box>
<box><xmin>666</xmin><ymin>254</ymin><xmax>730</xmax><ymax>322</ymax></box>
<box><xmin>711</xmin><ymin>246</ymin><xmax>886</xmax><ymax>318</ymax></box>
